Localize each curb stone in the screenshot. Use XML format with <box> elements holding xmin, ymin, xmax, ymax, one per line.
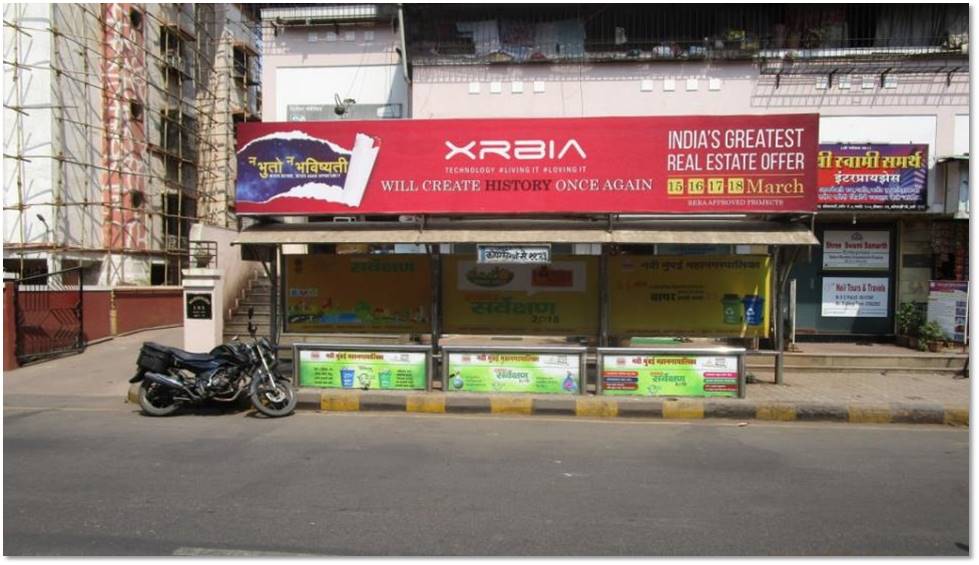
<box><xmin>123</xmin><ymin>387</ymin><xmax>969</xmax><ymax>427</ymax></box>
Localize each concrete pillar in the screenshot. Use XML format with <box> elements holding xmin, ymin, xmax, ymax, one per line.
<box><xmin>181</xmin><ymin>268</ymin><xmax>224</xmax><ymax>353</ymax></box>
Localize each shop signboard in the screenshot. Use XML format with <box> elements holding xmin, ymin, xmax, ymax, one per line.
<box><xmin>822</xmin><ymin>230</ymin><xmax>890</xmax><ymax>270</ymax></box>
<box><xmin>477</xmin><ymin>245</ymin><xmax>551</xmax><ymax>265</ymax></box>
<box><xmin>817</xmin><ymin>144</ymin><xmax>928</xmax><ymax>210</ymax></box>
<box><xmin>236</xmin><ymin>114</ymin><xmax>819</xmax><ymax>216</ymax></box>
<box><xmin>442</xmin><ymin>256</ymin><xmax>599</xmax><ymax>335</ymax></box>
<box><xmin>927</xmin><ymin>281</ymin><xmax>969</xmax><ymax>343</ymax></box>
<box><xmin>821</xmin><ymin>277</ymin><xmax>889</xmax><ymax>318</ymax></box>
<box><xmin>284</xmin><ymin>254</ymin><xmax>431</xmax><ymax>333</ymax></box>
<box><xmin>294</xmin><ymin>345</ymin><xmax>431</xmax><ymax>390</ymax></box>
<box><xmin>600</xmin><ymin>352</ymin><xmax>741</xmax><ymax>398</ymax></box>
<box><xmin>608</xmin><ymin>255</ymin><xmax>771</xmax><ymax>337</ymax></box>
<box><xmin>443</xmin><ymin>348</ymin><xmax>585</xmax><ymax>394</ymax></box>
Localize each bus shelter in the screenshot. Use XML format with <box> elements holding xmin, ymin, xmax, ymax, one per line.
<box><xmin>232</xmin><ymin>114</ymin><xmax>821</xmax><ymax>399</ymax></box>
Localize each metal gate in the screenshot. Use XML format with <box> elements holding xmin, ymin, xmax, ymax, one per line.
<box><xmin>13</xmin><ymin>267</ymin><xmax>85</xmax><ymax>364</ymax></box>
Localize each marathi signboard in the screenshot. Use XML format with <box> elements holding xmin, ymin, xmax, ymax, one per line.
<box><xmin>601</xmin><ymin>353</ymin><xmax>740</xmax><ymax>398</ymax></box>
<box><xmin>608</xmin><ymin>255</ymin><xmax>771</xmax><ymax>337</ymax></box>
<box><xmin>444</xmin><ymin>350</ymin><xmax>584</xmax><ymax>394</ymax></box>
<box><xmin>236</xmin><ymin>114</ymin><xmax>819</xmax><ymax>215</ymax></box>
<box><xmin>441</xmin><ymin>256</ymin><xmax>599</xmax><ymax>335</ymax></box>
<box><xmin>821</xmin><ymin>277</ymin><xmax>889</xmax><ymax>318</ymax></box>
<box><xmin>927</xmin><ymin>281</ymin><xmax>968</xmax><ymax>343</ymax></box>
<box><xmin>284</xmin><ymin>254</ymin><xmax>431</xmax><ymax>333</ymax></box>
<box><xmin>477</xmin><ymin>245</ymin><xmax>551</xmax><ymax>265</ymax></box>
<box><xmin>822</xmin><ymin>230</ymin><xmax>890</xmax><ymax>270</ymax></box>
<box><xmin>817</xmin><ymin>144</ymin><xmax>929</xmax><ymax>210</ymax></box>
<box><xmin>296</xmin><ymin>347</ymin><xmax>429</xmax><ymax>390</ymax></box>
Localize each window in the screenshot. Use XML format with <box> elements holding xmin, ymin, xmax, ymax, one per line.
<box><xmin>129</xmin><ymin>8</ymin><xmax>143</xmax><ymax>31</ymax></box>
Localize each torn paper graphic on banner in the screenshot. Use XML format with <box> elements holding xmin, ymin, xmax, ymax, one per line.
<box><xmin>236</xmin><ymin>131</ymin><xmax>380</xmax><ymax>209</ymax></box>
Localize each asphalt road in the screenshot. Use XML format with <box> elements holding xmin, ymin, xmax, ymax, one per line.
<box><xmin>3</xmin><ymin>406</ymin><xmax>970</xmax><ymax>556</ymax></box>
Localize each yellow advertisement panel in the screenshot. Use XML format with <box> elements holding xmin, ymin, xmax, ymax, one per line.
<box><xmin>442</xmin><ymin>256</ymin><xmax>599</xmax><ymax>335</ymax></box>
<box><xmin>284</xmin><ymin>254</ymin><xmax>431</xmax><ymax>333</ymax></box>
<box><xmin>609</xmin><ymin>255</ymin><xmax>771</xmax><ymax>337</ymax></box>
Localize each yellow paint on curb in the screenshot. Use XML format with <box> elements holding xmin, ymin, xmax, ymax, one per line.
<box><xmin>756</xmin><ymin>403</ymin><xmax>797</xmax><ymax>421</ymax></box>
<box><xmin>407</xmin><ymin>395</ymin><xmax>446</xmax><ymax>414</ymax></box>
<box><xmin>576</xmin><ymin>398</ymin><xmax>618</xmax><ymax>418</ymax></box>
<box><xmin>490</xmin><ymin>396</ymin><xmax>533</xmax><ymax>415</ymax></box>
<box><xmin>848</xmin><ymin>406</ymin><xmax>891</xmax><ymax>424</ymax></box>
<box><xmin>662</xmin><ymin>400</ymin><xmax>704</xmax><ymax>420</ymax></box>
<box><xmin>320</xmin><ymin>392</ymin><xmax>360</xmax><ymax>412</ymax></box>
<box><xmin>944</xmin><ymin>408</ymin><xmax>969</xmax><ymax>427</ymax></box>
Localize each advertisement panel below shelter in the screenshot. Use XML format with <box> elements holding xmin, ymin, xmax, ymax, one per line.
<box><xmin>602</xmin><ymin>354</ymin><xmax>739</xmax><ymax>398</ymax></box>
<box><xmin>445</xmin><ymin>352</ymin><xmax>582</xmax><ymax>394</ymax></box>
<box><xmin>297</xmin><ymin>349</ymin><xmax>428</xmax><ymax>390</ymax></box>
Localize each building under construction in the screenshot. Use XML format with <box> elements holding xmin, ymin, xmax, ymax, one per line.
<box><xmin>3</xmin><ymin>3</ymin><xmax>262</xmax><ymax>286</ymax></box>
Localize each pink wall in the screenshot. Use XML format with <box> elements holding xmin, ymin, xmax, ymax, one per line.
<box><xmin>3</xmin><ymin>286</ymin><xmax>183</xmax><ymax>370</ymax></box>
<box><xmin>4</xmin><ymin>283</ymin><xmax>17</xmax><ymax>371</ymax></box>
<box><xmin>115</xmin><ymin>288</ymin><xmax>182</xmax><ymax>334</ymax></box>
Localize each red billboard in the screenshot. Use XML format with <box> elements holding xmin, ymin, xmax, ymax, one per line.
<box><xmin>236</xmin><ymin>114</ymin><xmax>819</xmax><ymax>215</ymax></box>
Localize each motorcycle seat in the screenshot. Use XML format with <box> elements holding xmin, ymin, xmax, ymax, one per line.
<box><xmin>151</xmin><ymin>344</ymin><xmax>216</xmax><ymax>364</ymax></box>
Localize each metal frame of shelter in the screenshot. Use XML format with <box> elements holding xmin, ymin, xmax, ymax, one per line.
<box><xmin>234</xmin><ymin>214</ymin><xmax>818</xmax><ymax>388</ymax></box>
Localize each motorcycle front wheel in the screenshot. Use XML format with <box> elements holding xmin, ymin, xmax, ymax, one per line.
<box><xmin>138</xmin><ymin>380</ymin><xmax>181</xmax><ymax>416</ymax></box>
<box><xmin>250</xmin><ymin>375</ymin><xmax>297</xmax><ymax>417</ymax></box>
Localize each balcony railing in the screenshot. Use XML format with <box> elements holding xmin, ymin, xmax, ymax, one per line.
<box><xmin>404</xmin><ymin>4</ymin><xmax>969</xmax><ymax>67</ymax></box>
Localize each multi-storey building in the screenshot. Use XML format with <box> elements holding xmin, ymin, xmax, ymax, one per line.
<box><xmin>3</xmin><ymin>3</ymin><xmax>262</xmax><ymax>286</ymax></box>
<box><xmin>253</xmin><ymin>4</ymin><xmax>969</xmax><ymax>341</ymax></box>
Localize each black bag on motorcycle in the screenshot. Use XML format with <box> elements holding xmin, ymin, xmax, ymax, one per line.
<box><xmin>137</xmin><ymin>342</ymin><xmax>174</xmax><ymax>373</ymax></box>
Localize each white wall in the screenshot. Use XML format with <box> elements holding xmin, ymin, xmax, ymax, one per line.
<box><xmin>274</xmin><ymin>64</ymin><xmax>407</xmax><ymax>121</ymax></box>
<box><xmin>262</xmin><ymin>22</ymin><xmax>404</xmax><ymax>122</ymax></box>
<box><xmin>190</xmin><ymin>223</ymin><xmax>263</xmax><ymax>320</ymax></box>
<box><xmin>3</xmin><ymin>3</ymin><xmax>54</xmax><ymax>248</ymax></box>
<box><xmin>410</xmin><ymin>61</ymin><xmax>968</xmax><ymax>156</ymax></box>
<box><xmin>953</xmin><ymin>114</ymin><xmax>970</xmax><ymax>156</ymax></box>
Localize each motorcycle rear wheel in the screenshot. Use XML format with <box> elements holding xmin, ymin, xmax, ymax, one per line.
<box><xmin>138</xmin><ymin>380</ymin><xmax>181</xmax><ymax>416</ymax></box>
<box><xmin>250</xmin><ymin>377</ymin><xmax>297</xmax><ymax>418</ymax></box>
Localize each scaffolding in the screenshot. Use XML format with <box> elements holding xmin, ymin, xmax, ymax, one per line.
<box><xmin>3</xmin><ymin>3</ymin><xmax>262</xmax><ymax>286</ymax></box>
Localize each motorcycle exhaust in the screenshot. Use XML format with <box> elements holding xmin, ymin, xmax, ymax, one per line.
<box><xmin>143</xmin><ymin>371</ymin><xmax>199</xmax><ymax>400</ymax></box>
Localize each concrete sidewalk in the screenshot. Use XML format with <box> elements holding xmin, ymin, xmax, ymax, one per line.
<box><xmin>4</xmin><ymin>326</ymin><xmax>970</xmax><ymax>425</ymax></box>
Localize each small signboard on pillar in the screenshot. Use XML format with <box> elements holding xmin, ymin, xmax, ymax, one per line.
<box><xmin>186</xmin><ymin>293</ymin><xmax>213</xmax><ymax>320</ymax></box>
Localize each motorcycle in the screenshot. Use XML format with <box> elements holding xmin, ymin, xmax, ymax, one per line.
<box><xmin>129</xmin><ymin>308</ymin><xmax>297</xmax><ymax>417</ymax></box>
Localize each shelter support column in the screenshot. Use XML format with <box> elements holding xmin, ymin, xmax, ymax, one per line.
<box><xmin>599</xmin><ymin>245</ymin><xmax>609</xmax><ymax>348</ymax></box>
<box><xmin>432</xmin><ymin>245</ymin><xmax>441</xmax><ymax>350</ymax></box>
<box><xmin>774</xmin><ymin>247</ymin><xmax>785</xmax><ymax>385</ymax></box>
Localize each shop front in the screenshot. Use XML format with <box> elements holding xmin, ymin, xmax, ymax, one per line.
<box><xmin>790</xmin><ymin>142</ymin><xmax>940</xmax><ymax>339</ymax></box>
<box><xmin>233</xmin><ymin>114</ymin><xmax>821</xmax><ymax>396</ymax></box>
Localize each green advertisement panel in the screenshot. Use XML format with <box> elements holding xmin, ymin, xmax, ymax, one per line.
<box><xmin>297</xmin><ymin>349</ymin><xmax>428</xmax><ymax>390</ymax></box>
<box><xmin>601</xmin><ymin>354</ymin><xmax>739</xmax><ymax>398</ymax></box>
<box><xmin>445</xmin><ymin>352</ymin><xmax>582</xmax><ymax>394</ymax></box>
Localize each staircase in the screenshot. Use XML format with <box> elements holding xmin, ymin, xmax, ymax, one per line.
<box><xmin>745</xmin><ymin>351</ymin><xmax>969</xmax><ymax>376</ymax></box>
<box><xmin>223</xmin><ymin>273</ymin><xmax>272</xmax><ymax>342</ymax></box>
